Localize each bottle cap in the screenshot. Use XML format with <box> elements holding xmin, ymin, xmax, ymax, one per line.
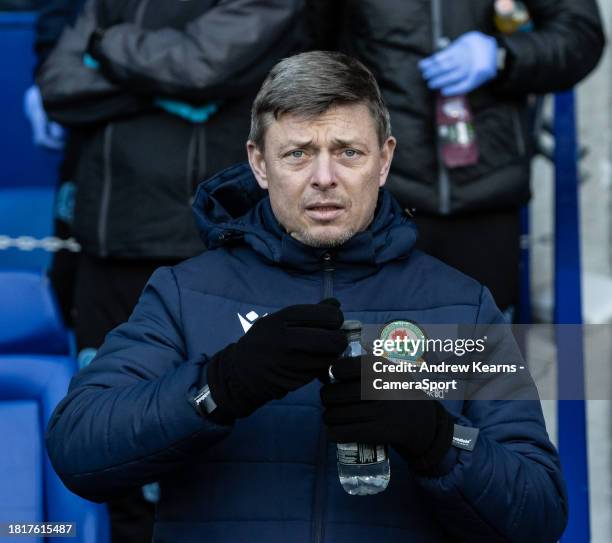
<box><xmin>495</xmin><ymin>0</ymin><xmax>515</xmax><ymax>16</ymax></box>
<box><xmin>341</xmin><ymin>320</ymin><xmax>362</xmax><ymax>331</ymax></box>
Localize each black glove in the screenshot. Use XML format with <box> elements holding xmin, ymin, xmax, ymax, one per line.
<box><xmin>321</xmin><ymin>355</ymin><xmax>454</xmax><ymax>473</ymax></box>
<box><xmin>206</xmin><ymin>299</ymin><xmax>347</xmax><ymax>422</ymax></box>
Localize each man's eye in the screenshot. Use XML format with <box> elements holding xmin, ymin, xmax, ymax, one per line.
<box><xmin>343</xmin><ymin>149</ymin><xmax>360</xmax><ymax>158</ymax></box>
<box><xmin>289</xmin><ymin>150</ymin><xmax>305</xmax><ymax>159</ymax></box>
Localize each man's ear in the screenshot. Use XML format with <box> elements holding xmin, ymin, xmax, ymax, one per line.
<box><xmin>378</xmin><ymin>136</ymin><xmax>397</xmax><ymax>188</ymax></box>
<box><xmin>247</xmin><ymin>141</ymin><xmax>269</xmax><ymax>189</ymax></box>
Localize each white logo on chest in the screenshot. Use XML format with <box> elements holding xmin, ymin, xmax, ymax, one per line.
<box><xmin>237</xmin><ymin>310</ymin><xmax>267</xmax><ymax>334</ymax></box>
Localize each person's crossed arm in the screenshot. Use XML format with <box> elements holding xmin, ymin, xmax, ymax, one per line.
<box><xmin>36</xmin><ymin>0</ymin><xmax>147</xmax><ymax>127</ymax></box>
<box><xmin>85</xmin><ymin>0</ymin><xmax>305</xmax><ymax>103</ymax></box>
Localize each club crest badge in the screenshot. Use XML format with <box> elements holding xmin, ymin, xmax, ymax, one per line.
<box><xmin>379</xmin><ymin>320</ymin><xmax>427</xmax><ymax>364</ymax></box>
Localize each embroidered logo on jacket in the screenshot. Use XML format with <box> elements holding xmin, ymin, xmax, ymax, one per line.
<box><xmin>237</xmin><ymin>310</ymin><xmax>267</xmax><ymax>334</ymax></box>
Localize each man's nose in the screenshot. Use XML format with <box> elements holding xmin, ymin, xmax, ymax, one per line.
<box><xmin>311</xmin><ymin>153</ymin><xmax>337</xmax><ymax>190</ymax></box>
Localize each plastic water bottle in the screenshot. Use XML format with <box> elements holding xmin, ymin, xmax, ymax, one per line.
<box><xmin>436</xmin><ymin>94</ymin><xmax>479</xmax><ymax>168</ymax></box>
<box><xmin>334</xmin><ymin>320</ymin><xmax>390</xmax><ymax>496</ymax></box>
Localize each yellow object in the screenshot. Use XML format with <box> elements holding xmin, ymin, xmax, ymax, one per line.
<box><xmin>494</xmin><ymin>0</ymin><xmax>530</xmax><ymax>34</ymax></box>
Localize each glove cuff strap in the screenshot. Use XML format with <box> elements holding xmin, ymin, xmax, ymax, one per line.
<box><xmin>201</xmin><ymin>348</ymin><xmax>239</xmax><ymax>424</ymax></box>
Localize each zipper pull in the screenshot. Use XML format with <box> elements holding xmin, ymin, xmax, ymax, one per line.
<box><xmin>322</xmin><ymin>252</ymin><xmax>334</xmax><ymax>271</ymax></box>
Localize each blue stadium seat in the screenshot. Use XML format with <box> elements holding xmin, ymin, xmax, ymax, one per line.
<box><xmin>0</xmin><ymin>355</ymin><xmax>109</xmax><ymax>543</ymax></box>
<box><xmin>0</xmin><ymin>270</ymin><xmax>70</xmax><ymax>355</ymax></box>
<box><xmin>0</xmin><ymin>400</ymin><xmax>43</xmax><ymax>534</ymax></box>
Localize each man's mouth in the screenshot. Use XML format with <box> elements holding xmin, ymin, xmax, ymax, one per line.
<box><xmin>304</xmin><ymin>203</ymin><xmax>346</xmax><ymax>221</ymax></box>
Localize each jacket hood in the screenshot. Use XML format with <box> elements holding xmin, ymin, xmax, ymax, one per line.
<box><xmin>192</xmin><ymin>162</ymin><xmax>418</xmax><ymax>271</ymax></box>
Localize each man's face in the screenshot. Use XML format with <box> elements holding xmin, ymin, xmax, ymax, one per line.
<box><xmin>247</xmin><ymin>103</ymin><xmax>396</xmax><ymax>248</ymax></box>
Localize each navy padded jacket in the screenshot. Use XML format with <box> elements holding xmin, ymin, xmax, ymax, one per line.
<box><xmin>46</xmin><ymin>163</ymin><xmax>567</xmax><ymax>542</ymax></box>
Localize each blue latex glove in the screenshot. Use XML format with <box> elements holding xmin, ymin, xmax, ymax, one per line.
<box><xmin>154</xmin><ymin>98</ymin><xmax>218</xmax><ymax>124</ymax></box>
<box><xmin>419</xmin><ymin>31</ymin><xmax>498</xmax><ymax>96</ymax></box>
<box><xmin>23</xmin><ymin>85</ymin><xmax>65</xmax><ymax>151</ymax></box>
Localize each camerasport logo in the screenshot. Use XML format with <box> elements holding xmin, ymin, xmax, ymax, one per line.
<box><xmin>379</xmin><ymin>320</ymin><xmax>426</xmax><ymax>363</ymax></box>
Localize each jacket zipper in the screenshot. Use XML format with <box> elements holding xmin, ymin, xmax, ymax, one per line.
<box><xmin>194</xmin><ymin>124</ymin><xmax>207</xmax><ymax>195</ymax></box>
<box><xmin>512</xmin><ymin>107</ymin><xmax>526</xmax><ymax>156</ymax></box>
<box><xmin>438</xmin><ymin>166</ymin><xmax>451</xmax><ymax>215</ymax></box>
<box><xmin>135</xmin><ymin>0</ymin><xmax>151</xmax><ymax>26</ymax></box>
<box><xmin>322</xmin><ymin>252</ymin><xmax>334</xmax><ymax>299</ymax></box>
<box><xmin>96</xmin><ymin>0</ymin><xmax>149</xmax><ymax>257</ymax></box>
<box><xmin>312</xmin><ymin>252</ymin><xmax>334</xmax><ymax>543</ymax></box>
<box><xmin>186</xmin><ymin>123</ymin><xmax>207</xmax><ymax>203</ymax></box>
<box><xmin>97</xmin><ymin>123</ymin><xmax>113</xmax><ymax>257</ymax></box>
<box><xmin>186</xmin><ymin>127</ymin><xmax>198</xmax><ymax>201</ymax></box>
<box><xmin>431</xmin><ymin>0</ymin><xmax>451</xmax><ymax>215</ymax></box>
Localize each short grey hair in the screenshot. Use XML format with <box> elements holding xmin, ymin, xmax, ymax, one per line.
<box><xmin>249</xmin><ymin>51</ymin><xmax>392</xmax><ymax>149</ymax></box>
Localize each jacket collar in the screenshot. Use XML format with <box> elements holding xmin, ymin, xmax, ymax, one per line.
<box><xmin>192</xmin><ymin>162</ymin><xmax>418</xmax><ymax>273</ymax></box>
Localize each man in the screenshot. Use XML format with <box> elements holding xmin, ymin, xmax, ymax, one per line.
<box><xmin>46</xmin><ymin>51</ymin><xmax>567</xmax><ymax>542</ymax></box>
<box><xmin>310</xmin><ymin>0</ymin><xmax>605</xmax><ymax>317</ymax></box>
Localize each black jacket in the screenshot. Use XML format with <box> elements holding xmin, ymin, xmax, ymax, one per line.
<box><xmin>38</xmin><ymin>0</ymin><xmax>306</xmax><ymax>258</ymax></box>
<box><xmin>33</xmin><ymin>0</ymin><xmax>86</xmax><ymax>74</ymax></box>
<box><xmin>314</xmin><ymin>0</ymin><xmax>605</xmax><ymax>215</ymax></box>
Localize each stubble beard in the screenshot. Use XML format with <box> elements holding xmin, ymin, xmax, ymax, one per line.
<box><xmin>291</xmin><ymin>227</ymin><xmax>357</xmax><ymax>248</ymax></box>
